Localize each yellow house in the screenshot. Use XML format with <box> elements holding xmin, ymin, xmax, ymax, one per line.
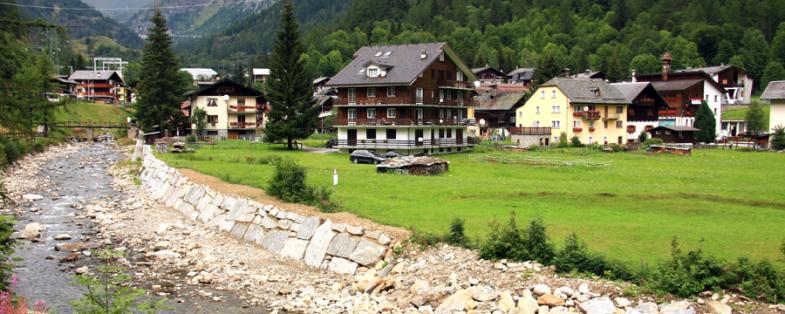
<box><xmin>761</xmin><ymin>80</ymin><xmax>785</xmax><ymax>133</ymax></box>
<box><xmin>515</xmin><ymin>77</ymin><xmax>630</xmax><ymax>146</ymax></box>
<box><xmin>184</xmin><ymin>79</ymin><xmax>265</xmax><ymax>140</ymax></box>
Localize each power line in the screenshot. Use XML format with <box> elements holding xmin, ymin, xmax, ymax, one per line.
<box><xmin>0</xmin><ymin>0</ymin><xmax>262</xmax><ymax>11</ymax></box>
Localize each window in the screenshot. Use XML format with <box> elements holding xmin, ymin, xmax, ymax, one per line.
<box><xmin>551</xmin><ymin>90</ymin><xmax>556</xmax><ymax>98</ymax></box>
<box><xmin>439</xmin><ymin>90</ymin><xmax>444</xmax><ymax>103</ymax></box>
<box><xmin>574</xmin><ymin>105</ymin><xmax>583</xmax><ymax>112</ymax></box>
<box><xmin>714</xmin><ymin>95</ymin><xmax>718</xmax><ymax>102</ymax></box>
<box><xmin>237</xmin><ymin>98</ymin><xmax>245</xmax><ymax>106</ymax></box>
<box><xmin>573</xmin><ymin>120</ymin><xmax>581</xmax><ymax>128</ymax></box>
<box><xmin>416</xmin><ymin>108</ymin><xmax>423</xmax><ymax>121</ymax></box>
<box><xmin>705</xmin><ymin>94</ymin><xmax>708</xmax><ymax>100</ymax></box>
<box><xmin>713</xmin><ymin>108</ymin><xmax>717</xmax><ymax>115</ymax></box>
<box><xmin>536</xmin><ymin>106</ymin><xmax>540</xmax><ymax>114</ymax></box>
<box><xmin>347</xmin><ymin>109</ymin><xmax>357</xmax><ymax>122</ymax></box>
<box><xmin>552</xmin><ymin>120</ymin><xmax>560</xmax><ymax>128</ymax></box>
<box><xmin>207</xmin><ymin>98</ymin><xmax>218</xmax><ymax>107</ymax></box>
<box><xmin>518</xmin><ymin>111</ymin><xmax>523</xmax><ymax>118</ymax></box>
<box><xmin>616</xmin><ymin>120</ymin><xmax>623</xmax><ymax>128</ymax></box>
<box><xmin>367</xmin><ymin>67</ymin><xmax>378</xmax><ymax>77</ymax></box>
<box><xmin>367</xmin><ymin>87</ymin><xmax>376</xmax><ymax>98</ymax></box>
<box><xmin>603</xmin><ymin>121</ymin><xmax>608</xmax><ymax>128</ymax></box>
<box><xmin>447</xmin><ymin>129</ymin><xmax>452</xmax><ymax>138</ymax></box>
<box><xmin>616</xmin><ymin>105</ymin><xmax>623</xmax><ymax>113</ymax></box>
<box><xmin>445</xmin><ymin>90</ymin><xmax>452</xmax><ymax>101</ymax></box>
<box><xmin>446</xmin><ymin>109</ymin><xmax>452</xmax><ymax>119</ymax></box>
<box><xmin>588</xmin><ymin>137</ymin><xmax>593</xmax><ymax>144</ymax></box>
<box><xmin>366</xmin><ymin>129</ymin><xmax>376</xmax><ymax>139</ymax></box>
<box><xmin>552</xmin><ymin>105</ymin><xmax>560</xmax><ymax>113</ymax></box>
<box><xmin>533</xmin><ymin>120</ymin><xmax>540</xmax><ymax>127</ymax></box>
<box><xmin>207</xmin><ymin>115</ymin><xmax>218</xmax><ymax>124</ymax></box>
<box><xmin>348</xmin><ymin>88</ymin><xmax>356</xmax><ymax>104</ymax></box>
<box><xmin>386</xmin><ymin>108</ymin><xmax>396</xmax><ymax>118</ymax></box>
<box><xmin>540</xmin><ymin>91</ymin><xmax>545</xmax><ymax>99</ymax></box>
<box><xmin>207</xmin><ymin>130</ymin><xmax>218</xmax><ymax>135</ymax></box>
<box><xmin>457</xmin><ymin>90</ymin><xmax>463</xmax><ymax>104</ymax></box>
<box><xmin>457</xmin><ymin>110</ymin><xmax>463</xmax><ymax>120</ymax></box>
<box><xmin>367</xmin><ymin>108</ymin><xmax>376</xmax><ymax>119</ymax></box>
<box><xmin>439</xmin><ymin>52</ymin><xmax>445</xmax><ymax>61</ymax></box>
<box><xmin>439</xmin><ymin>109</ymin><xmax>445</xmax><ymax>119</ymax></box>
<box><xmin>416</xmin><ymin>88</ymin><xmax>424</xmax><ymax>104</ymax></box>
<box><xmin>457</xmin><ymin>71</ymin><xmax>463</xmax><ymax>81</ymax></box>
<box><xmin>386</xmin><ymin>129</ymin><xmax>396</xmax><ymax>139</ymax></box>
<box><xmin>387</xmin><ymin>87</ymin><xmax>396</xmax><ymax>97</ymax></box>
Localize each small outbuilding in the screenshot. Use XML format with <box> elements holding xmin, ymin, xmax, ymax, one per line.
<box><xmin>376</xmin><ymin>156</ymin><xmax>449</xmax><ymax>175</ymax></box>
<box><xmin>650</xmin><ymin>125</ymin><xmax>699</xmax><ymax>143</ymax></box>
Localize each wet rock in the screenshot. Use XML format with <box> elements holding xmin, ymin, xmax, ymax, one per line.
<box><xmin>18</xmin><ymin>222</ymin><xmax>45</xmax><ymax>240</ymax></box>
<box><xmin>22</xmin><ymin>194</ymin><xmax>44</xmax><ymax>201</ymax></box>
<box><xmin>53</xmin><ymin>234</ymin><xmax>72</xmax><ymax>240</ymax></box>
<box><xmin>75</xmin><ymin>266</ymin><xmax>89</xmax><ymax>274</ymax></box>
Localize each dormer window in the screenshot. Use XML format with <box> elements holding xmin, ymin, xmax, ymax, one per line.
<box><xmin>590</xmin><ymin>87</ymin><xmax>600</xmax><ymax>97</ymax></box>
<box><xmin>367</xmin><ymin>67</ymin><xmax>379</xmax><ymax>78</ymax></box>
<box><xmin>439</xmin><ymin>52</ymin><xmax>445</xmax><ymax>62</ymax></box>
<box><xmin>457</xmin><ymin>71</ymin><xmax>463</xmax><ymax>82</ymax></box>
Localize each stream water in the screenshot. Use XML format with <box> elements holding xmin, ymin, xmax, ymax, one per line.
<box><xmin>10</xmin><ymin>143</ymin><xmax>268</xmax><ymax>313</ymax></box>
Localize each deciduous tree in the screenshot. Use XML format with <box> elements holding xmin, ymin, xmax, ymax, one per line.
<box><xmin>745</xmin><ymin>101</ymin><xmax>765</xmax><ymax>133</ymax></box>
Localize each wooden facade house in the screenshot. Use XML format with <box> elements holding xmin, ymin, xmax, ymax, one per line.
<box><xmin>184</xmin><ymin>79</ymin><xmax>265</xmax><ymax>140</ymax></box>
<box><xmin>650</xmin><ymin>125</ymin><xmax>699</xmax><ymax>144</ymax></box>
<box><xmin>68</xmin><ymin>70</ymin><xmax>125</xmax><ymax>103</ymax></box>
<box><xmin>326</xmin><ymin>42</ymin><xmax>478</xmax><ymax>155</ymax></box>
<box><xmin>610</xmin><ymin>82</ymin><xmax>668</xmax><ymax>142</ymax></box>
<box><xmin>473</xmin><ymin>84</ymin><xmax>528</xmax><ymax>137</ymax></box>
<box><xmin>506</xmin><ymin>68</ymin><xmax>535</xmax><ymax>88</ymax></box>
<box><xmin>472</xmin><ymin>65</ymin><xmax>505</xmax><ymax>84</ymax></box>
<box><xmin>675</xmin><ymin>64</ymin><xmax>753</xmax><ymax>105</ymax></box>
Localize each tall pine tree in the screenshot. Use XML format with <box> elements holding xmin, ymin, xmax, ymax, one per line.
<box><xmin>694</xmin><ymin>101</ymin><xmax>716</xmax><ymax>143</ymax></box>
<box><xmin>264</xmin><ymin>0</ymin><xmax>317</xmax><ymax>149</ymax></box>
<box><xmin>134</xmin><ymin>9</ymin><xmax>185</xmax><ymax>133</ymax></box>
<box><xmin>745</xmin><ymin>101</ymin><xmax>765</xmax><ymax>133</ymax></box>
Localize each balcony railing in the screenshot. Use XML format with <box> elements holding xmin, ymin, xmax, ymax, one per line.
<box><xmin>338</xmin><ymin>96</ymin><xmax>476</xmax><ymax>106</ymax></box>
<box><xmin>229</xmin><ymin>105</ymin><xmax>257</xmax><ymax>112</ymax></box>
<box><xmin>573</xmin><ymin>127</ymin><xmax>583</xmax><ymax>132</ymax></box>
<box><xmin>581</xmin><ymin>111</ymin><xmax>600</xmax><ymax>120</ymax></box>
<box><xmin>229</xmin><ymin>122</ymin><xmax>256</xmax><ymax>129</ymax></box>
<box><xmin>337</xmin><ymin>138</ymin><xmax>474</xmax><ymax>148</ymax></box>
<box><xmin>509</xmin><ymin>127</ymin><xmax>551</xmax><ymax>135</ymax></box>
<box><xmin>343</xmin><ymin>117</ymin><xmax>473</xmax><ymax>126</ymax></box>
<box><xmin>437</xmin><ymin>80</ymin><xmax>474</xmax><ymax>89</ymax></box>
<box><xmin>658</xmin><ymin>109</ymin><xmax>694</xmax><ymax>117</ymax></box>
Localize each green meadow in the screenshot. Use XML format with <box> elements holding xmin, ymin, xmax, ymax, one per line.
<box><xmin>158</xmin><ymin>141</ymin><xmax>785</xmax><ymax>267</ymax></box>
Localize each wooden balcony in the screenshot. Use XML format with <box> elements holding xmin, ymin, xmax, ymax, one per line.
<box><xmin>658</xmin><ymin>109</ymin><xmax>694</xmax><ymax>117</ymax></box>
<box><xmin>341</xmin><ymin>117</ymin><xmax>473</xmax><ymax>127</ymax></box>
<box><xmin>228</xmin><ymin>105</ymin><xmax>257</xmax><ymax>113</ymax></box>
<box><xmin>437</xmin><ymin>80</ymin><xmax>474</xmax><ymax>90</ymax></box>
<box><xmin>336</xmin><ymin>96</ymin><xmax>476</xmax><ymax>107</ymax></box>
<box><xmin>229</xmin><ymin>122</ymin><xmax>256</xmax><ymax>129</ymax></box>
<box><xmin>509</xmin><ymin>127</ymin><xmax>551</xmax><ymax>135</ymax></box>
<box><xmin>582</xmin><ymin>111</ymin><xmax>601</xmax><ymax>120</ymax></box>
<box><xmin>337</xmin><ymin>138</ymin><xmax>474</xmax><ymax>149</ymax></box>
<box><xmin>573</xmin><ymin>127</ymin><xmax>583</xmax><ymax>132</ymax></box>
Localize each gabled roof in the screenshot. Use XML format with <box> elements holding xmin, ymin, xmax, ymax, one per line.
<box><xmin>635</xmin><ymin>71</ymin><xmax>726</xmax><ymax>93</ymax></box>
<box><xmin>507</xmin><ymin>68</ymin><xmax>535</xmax><ymax>80</ymax></box>
<box><xmin>761</xmin><ymin>81</ymin><xmax>785</xmax><ymax>100</ymax></box>
<box><xmin>674</xmin><ymin>64</ymin><xmax>745</xmax><ymax>76</ymax></box>
<box><xmin>472</xmin><ymin>66</ymin><xmax>504</xmax><ymax>76</ymax></box>
<box><xmin>610</xmin><ymin>82</ymin><xmax>667</xmax><ymax>106</ymax></box>
<box><xmin>68</xmin><ymin>70</ymin><xmax>123</xmax><ymax>83</ymax></box>
<box><xmin>326</xmin><ymin>42</ymin><xmax>476</xmax><ymax>87</ymax></box>
<box><xmin>180</xmin><ymin>68</ymin><xmax>218</xmax><ymax>80</ymax></box>
<box><xmin>183</xmin><ymin>79</ymin><xmax>263</xmax><ymax>97</ymax></box>
<box><xmin>52</xmin><ymin>76</ymin><xmax>79</xmax><ymax>85</ymax></box>
<box><xmin>313</xmin><ymin>77</ymin><xmax>330</xmax><ymax>85</ymax></box>
<box><xmin>541</xmin><ymin>78</ymin><xmax>628</xmax><ymax>104</ymax></box>
<box><xmin>475</xmin><ymin>92</ymin><xmax>526</xmax><ymax>111</ymax></box>
<box><xmin>649</xmin><ymin>79</ymin><xmax>703</xmax><ymax>92</ymax></box>
<box><xmin>253</xmin><ymin>68</ymin><xmax>271</xmax><ymax>76</ymax></box>
<box><xmin>574</xmin><ymin>70</ymin><xmax>604</xmax><ymax>79</ymax></box>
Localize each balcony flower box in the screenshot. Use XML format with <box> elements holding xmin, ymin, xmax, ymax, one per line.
<box><xmin>573</xmin><ymin>127</ymin><xmax>583</xmax><ymax>132</ymax></box>
<box><xmin>588</xmin><ymin>127</ymin><xmax>595</xmax><ymax>132</ymax></box>
<box><xmin>572</xmin><ymin>112</ymin><xmax>585</xmax><ymax>118</ymax></box>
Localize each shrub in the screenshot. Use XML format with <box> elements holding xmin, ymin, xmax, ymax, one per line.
<box><xmin>570</xmin><ymin>136</ymin><xmax>583</xmax><ymax>147</ymax></box>
<box><xmin>772</xmin><ymin>127</ymin><xmax>785</xmax><ymax>150</ymax></box>
<box><xmin>445</xmin><ymin>218</ymin><xmax>469</xmax><ymax>247</ymax></box>
<box><xmin>479</xmin><ymin>212</ymin><xmax>525</xmax><ymax>260</ymax></box>
<box><xmin>1</xmin><ymin>139</ymin><xmax>22</xmax><ymax>165</ymax></box>
<box><xmin>521</xmin><ymin>217</ymin><xmax>555</xmax><ymax>264</ymax></box>
<box><xmin>553</xmin><ymin>233</ymin><xmax>634</xmax><ymax>281</ymax></box>
<box><xmin>638</xmin><ymin>131</ymin><xmax>648</xmax><ymax>143</ymax></box>
<box><xmin>185</xmin><ymin>135</ymin><xmax>197</xmax><ymax>143</ymax></box>
<box><xmin>557</xmin><ymin>132</ymin><xmax>569</xmax><ymax>148</ymax></box>
<box><xmin>724</xmin><ymin>258</ymin><xmax>785</xmax><ymax>303</ymax></box>
<box><xmin>408</xmin><ymin>228</ymin><xmax>443</xmax><ymax>248</ymax></box>
<box><xmin>650</xmin><ymin>238</ymin><xmax>725</xmax><ymax>297</ymax></box>
<box><xmin>268</xmin><ymin>159</ymin><xmax>310</xmax><ymax>204</ymax></box>
<box><xmin>0</xmin><ymin>215</ymin><xmax>14</xmax><ymax>290</ymax></box>
<box><xmin>0</xmin><ymin>143</ymin><xmax>6</xmax><ymax>168</ymax></box>
<box><xmin>609</xmin><ymin>143</ymin><xmax>624</xmax><ymax>152</ymax></box>
<box><xmin>255</xmin><ymin>155</ymin><xmax>282</xmax><ymax>165</ymax></box>
<box><xmin>642</xmin><ymin>138</ymin><xmax>663</xmax><ymax>149</ymax></box>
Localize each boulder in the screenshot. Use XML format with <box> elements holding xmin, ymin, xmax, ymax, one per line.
<box><xmin>516</xmin><ymin>290</ymin><xmax>539</xmax><ymax>314</ymax></box>
<box><xmin>348</xmin><ymin>238</ymin><xmax>387</xmax><ymax>266</ymax></box>
<box><xmin>706</xmin><ymin>301</ymin><xmax>731</xmax><ymax>314</ymax></box>
<box><xmin>410</xmin><ymin>279</ymin><xmax>431</xmax><ymax>295</ymax></box>
<box><xmin>260</xmin><ymin>230</ymin><xmax>290</xmax><ymax>253</ymax></box>
<box><xmin>468</xmin><ymin>285</ymin><xmax>498</xmax><ymax>302</ymax></box>
<box><xmin>261</xmin><ymin>216</ymin><xmax>278</xmax><ymax>229</ymax></box>
<box><xmin>532</xmin><ymin>284</ymin><xmax>551</xmax><ymax>296</ymax></box>
<box><xmin>537</xmin><ymin>294</ymin><xmax>565</xmax><ymax>307</ymax></box>
<box><xmin>346</xmin><ymin>225</ymin><xmax>364</xmax><ymax>236</ymax></box>
<box><xmin>53</xmin><ymin>234</ymin><xmax>72</xmax><ymax>241</ymax></box>
<box><xmin>303</xmin><ymin>220</ymin><xmax>336</xmax><ymax>267</ymax></box>
<box><xmin>579</xmin><ymin>297</ymin><xmax>616</xmax><ymax>314</ymax></box>
<box><xmin>243</xmin><ymin>223</ymin><xmax>265</xmax><ymax>244</ymax></box>
<box><xmin>327</xmin><ymin>232</ymin><xmax>360</xmax><ymax>258</ymax></box>
<box><xmin>229</xmin><ymin>222</ymin><xmax>249</xmax><ymax>239</ymax></box>
<box><xmin>296</xmin><ymin>217</ymin><xmax>321</xmax><ymax>240</ymax></box>
<box><xmin>22</xmin><ymin>194</ymin><xmax>44</xmax><ymax>201</ymax></box>
<box><xmin>615</xmin><ymin>297</ymin><xmax>632</xmax><ymax>308</ymax></box>
<box><xmin>498</xmin><ymin>291</ymin><xmax>515</xmax><ymax>313</ymax></box>
<box><xmin>280</xmin><ymin>238</ymin><xmax>309</xmax><ymax>260</ymax></box>
<box><xmin>660</xmin><ymin>301</ymin><xmax>695</xmax><ymax>314</ymax></box>
<box><xmin>435</xmin><ymin>289</ymin><xmax>472</xmax><ymax>314</ymax></box>
<box><xmin>327</xmin><ymin>257</ymin><xmax>358</xmax><ymax>274</ymax></box>
<box><xmin>18</xmin><ymin>223</ymin><xmax>45</xmax><ymax>240</ymax></box>
<box><xmin>631</xmin><ymin>302</ymin><xmax>659</xmax><ymax>314</ymax></box>
<box><xmin>152</xmin><ymin>250</ymin><xmax>180</xmax><ymax>260</ymax></box>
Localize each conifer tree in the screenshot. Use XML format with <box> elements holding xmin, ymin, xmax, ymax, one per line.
<box><xmin>133</xmin><ymin>9</ymin><xmax>186</xmax><ymax>133</ymax></box>
<box><xmin>264</xmin><ymin>0</ymin><xmax>317</xmax><ymax>149</ymax></box>
<box><xmin>745</xmin><ymin>101</ymin><xmax>765</xmax><ymax>133</ymax></box>
<box><xmin>694</xmin><ymin>101</ymin><xmax>716</xmax><ymax>143</ymax></box>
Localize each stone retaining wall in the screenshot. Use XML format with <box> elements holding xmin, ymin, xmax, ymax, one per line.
<box><xmin>138</xmin><ymin>145</ymin><xmax>393</xmax><ymax>275</ymax></box>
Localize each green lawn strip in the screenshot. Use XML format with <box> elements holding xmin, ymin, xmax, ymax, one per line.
<box><xmin>159</xmin><ymin>141</ymin><xmax>785</xmax><ymax>268</ymax></box>
<box><xmin>54</xmin><ymin>101</ymin><xmax>131</xmax><ymax>123</ymax></box>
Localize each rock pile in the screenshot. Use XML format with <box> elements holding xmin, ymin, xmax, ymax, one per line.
<box><xmin>139</xmin><ymin>145</ymin><xmax>395</xmax><ymax>275</ymax></box>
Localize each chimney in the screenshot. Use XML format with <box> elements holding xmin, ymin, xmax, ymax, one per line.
<box><xmin>562</xmin><ymin>68</ymin><xmax>571</xmax><ymax>77</ymax></box>
<box><xmin>420</xmin><ymin>50</ymin><xmax>428</xmax><ymax>60</ymax></box>
<box><xmin>631</xmin><ymin>69</ymin><xmax>637</xmax><ymax>83</ymax></box>
<box><xmin>661</xmin><ymin>52</ymin><xmax>672</xmax><ymax>81</ymax></box>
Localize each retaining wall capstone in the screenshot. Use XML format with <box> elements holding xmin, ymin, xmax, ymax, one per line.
<box><xmin>138</xmin><ymin>145</ymin><xmax>394</xmax><ymax>275</ymax></box>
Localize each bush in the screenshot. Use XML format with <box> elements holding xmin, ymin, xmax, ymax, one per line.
<box><xmin>0</xmin><ymin>143</ymin><xmax>6</xmax><ymax>168</ymax></box>
<box><xmin>557</xmin><ymin>132</ymin><xmax>569</xmax><ymax>148</ymax></box>
<box><xmin>479</xmin><ymin>213</ymin><xmax>554</xmax><ymax>264</ymax></box>
<box><xmin>267</xmin><ymin>159</ymin><xmax>337</xmax><ymax>212</ymax></box>
<box><xmin>609</xmin><ymin>143</ymin><xmax>624</xmax><ymax>152</ymax></box>
<box><xmin>521</xmin><ymin>217</ymin><xmax>555</xmax><ymax>264</ymax></box>
<box><xmin>772</xmin><ymin>127</ymin><xmax>785</xmax><ymax>150</ymax></box>
<box><xmin>1</xmin><ymin>139</ymin><xmax>22</xmax><ymax>165</ymax></box>
<box><xmin>650</xmin><ymin>238</ymin><xmax>725</xmax><ymax>297</ymax></box>
<box><xmin>638</xmin><ymin>132</ymin><xmax>648</xmax><ymax>143</ymax></box>
<box><xmin>553</xmin><ymin>233</ymin><xmax>634</xmax><ymax>281</ymax></box>
<box><xmin>642</xmin><ymin>138</ymin><xmax>663</xmax><ymax>149</ymax></box>
<box><xmin>445</xmin><ymin>218</ymin><xmax>469</xmax><ymax>247</ymax></box>
<box><xmin>570</xmin><ymin>136</ymin><xmax>583</xmax><ymax>147</ymax></box>
<box><xmin>185</xmin><ymin>135</ymin><xmax>197</xmax><ymax>143</ymax></box>
<box><xmin>724</xmin><ymin>258</ymin><xmax>785</xmax><ymax>303</ymax></box>
<box><xmin>0</xmin><ymin>215</ymin><xmax>14</xmax><ymax>291</ymax></box>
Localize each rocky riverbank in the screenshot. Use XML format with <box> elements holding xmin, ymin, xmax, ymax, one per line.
<box><xmin>3</xmin><ymin>142</ymin><xmax>784</xmax><ymax>313</ymax></box>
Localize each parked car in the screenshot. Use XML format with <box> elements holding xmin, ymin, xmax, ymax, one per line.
<box><xmin>349</xmin><ymin>150</ymin><xmax>386</xmax><ymax>164</ymax></box>
<box><xmin>326</xmin><ymin>138</ymin><xmax>337</xmax><ymax>148</ymax></box>
<box><xmin>383</xmin><ymin>151</ymin><xmax>401</xmax><ymax>159</ymax></box>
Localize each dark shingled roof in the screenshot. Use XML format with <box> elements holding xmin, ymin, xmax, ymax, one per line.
<box><xmin>674</xmin><ymin>64</ymin><xmax>744</xmax><ymax>75</ymax></box>
<box><xmin>326</xmin><ymin>42</ymin><xmax>475</xmax><ymax>87</ymax></box>
<box><xmin>761</xmin><ymin>81</ymin><xmax>785</xmax><ymax>100</ymax></box>
<box><xmin>68</xmin><ymin>70</ymin><xmax>123</xmax><ymax>83</ymax></box>
<box><xmin>507</xmin><ymin>68</ymin><xmax>535</xmax><ymax>80</ymax></box>
<box><xmin>475</xmin><ymin>92</ymin><xmax>526</xmax><ymax>111</ymax></box>
<box><xmin>183</xmin><ymin>79</ymin><xmax>262</xmax><ymax>97</ymax></box>
<box><xmin>653</xmin><ymin>125</ymin><xmax>700</xmax><ymax>132</ymax></box>
<box><xmin>610</xmin><ymin>82</ymin><xmax>649</xmax><ymax>103</ymax></box>
<box><xmin>649</xmin><ymin>79</ymin><xmax>703</xmax><ymax>92</ymax></box>
<box><xmin>542</xmin><ymin>77</ymin><xmax>628</xmax><ymax>104</ymax></box>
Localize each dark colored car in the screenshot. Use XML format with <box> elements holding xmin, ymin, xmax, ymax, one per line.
<box><xmin>383</xmin><ymin>151</ymin><xmax>402</xmax><ymax>159</ymax></box>
<box><xmin>349</xmin><ymin>150</ymin><xmax>386</xmax><ymax>164</ymax></box>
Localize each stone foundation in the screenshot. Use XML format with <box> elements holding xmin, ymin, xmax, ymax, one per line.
<box><xmin>139</xmin><ymin>145</ymin><xmax>393</xmax><ymax>275</ymax></box>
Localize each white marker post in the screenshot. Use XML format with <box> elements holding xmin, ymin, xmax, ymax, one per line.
<box><xmin>332</xmin><ymin>169</ymin><xmax>339</xmax><ymax>187</ymax></box>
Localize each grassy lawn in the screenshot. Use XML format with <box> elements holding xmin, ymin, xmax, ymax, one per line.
<box><xmin>159</xmin><ymin>142</ymin><xmax>785</xmax><ymax>268</ymax></box>
<box><xmin>300</xmin><ymin>133</ymin><xmax>336</xmax><ymax>148</ymax></box>
<box><xmin>54</xmin><ymin>101</ymin><xmax>131</xmax><ymax>123</ymax></box>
